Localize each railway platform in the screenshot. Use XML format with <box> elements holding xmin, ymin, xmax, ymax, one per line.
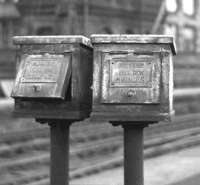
<box><xmin>72</xmin><ymin>145</ymin><xmax>200</xmax><ymax>185</ymax></box>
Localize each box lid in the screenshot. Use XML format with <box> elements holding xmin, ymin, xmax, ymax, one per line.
<box><xmin>91</xmin><ymin>34</ymin><xmax>176</xmax><ymax>55</ymax></box>
<box><xmin>13</xmin><ymin>35</ymin><xmax>92</xmax><ymax>48</ymax></box>
<box><xmin>11</xmin><ymin>54</ymin><xmax>72</xmax><ymax>99</ymax></box>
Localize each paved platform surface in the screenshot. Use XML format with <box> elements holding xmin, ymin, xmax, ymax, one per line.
<box><xmin>171</xmin><ymin>174</ymin><xmax>200</xmax><ymax>185</ymax></box>
<box><xmin>72</xmin><ymin>146</ymin><xmax>200</xmax><ymax>185</ymax></box>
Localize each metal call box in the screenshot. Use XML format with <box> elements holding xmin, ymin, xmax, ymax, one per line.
<box><xmin>91</xmin><ymin>34</ymin><xmax>176</xmax><ymax>122</ymax></box>
<box><xmin>11</xmin><ymin>36</ymin><xmax>93</xmax><ymax>120</ymax></box>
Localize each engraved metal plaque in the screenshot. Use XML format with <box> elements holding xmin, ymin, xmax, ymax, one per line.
<box><xmin>21</xmin><ymin>56</ymin><xmax>62</xmax><ymax>83</ymax></box>
<box><xmin>101</xmin><ymin>53</ymin><xmax>161</xmax><ymax>104</ymax></box>
<box><xmin>12</xmin><ymin>54</ymin><xmax>71</xmax><ymax>99</ymax></box>
<box><xmin>110</xmin><ymin>60</ymin><xmax>152</xmax><ymax>87</ymax></box>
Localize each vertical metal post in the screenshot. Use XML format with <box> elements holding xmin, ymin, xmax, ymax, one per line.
<box><xmin>123</xmin><ymin>124</ymin><xmax>146</xmax><ymax>185</ymax></box>
<box><xmin>50</xmin><ymin>121</ymin><xmax>71</xmax><ymax>185</ymax></box>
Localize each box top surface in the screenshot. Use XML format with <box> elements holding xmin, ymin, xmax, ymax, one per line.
<box><xmin>13</xmin><ymin>35</ymin><xmax>92</xmax><ymax>48</ymax></box>
<box><xmin>91</xmin><ymin>34</ymin><xmax>176</xmax><ymax>55</ymax></box>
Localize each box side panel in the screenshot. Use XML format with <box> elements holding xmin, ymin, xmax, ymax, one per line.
<box><xmin>78</xmin><ymin>45</ymin><xmax>93</xmax><ymax>110</ymax></box>
<box><xmin>169</xmin><ymin>52</ymin><xmax>174</xmax><ymax>117</ymax></box>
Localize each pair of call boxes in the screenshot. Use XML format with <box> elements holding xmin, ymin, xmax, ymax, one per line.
<box><xmin>11</xmin><ymin>35</ymin><xmax>176</xmax><ymax>123</ymax></box>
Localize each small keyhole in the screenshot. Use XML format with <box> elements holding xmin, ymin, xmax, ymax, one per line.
<box><xmin>127</xmin><ymin>90</ymin><xmax>136</xmax><ymax>97</ymax></box>
<box><xmin>33</xmin><ymin>85</ymin><xmax>41</xmax><ymax>92</ymax></box>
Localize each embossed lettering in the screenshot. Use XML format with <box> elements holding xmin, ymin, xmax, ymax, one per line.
<box><xmin>110</xmin><ymin>61</ymin><xmax>152</xmax><ymax>87</ymax></box>
<box><xmin>21</xmin><ymin>55</ymin><xmax>63</xmax><ymax>83</ymax></box>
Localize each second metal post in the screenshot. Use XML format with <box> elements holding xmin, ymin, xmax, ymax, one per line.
<box><xmin>123</xmin><ymin>124</ymin><xmax>147</xmax><ymax>185</ymax></box>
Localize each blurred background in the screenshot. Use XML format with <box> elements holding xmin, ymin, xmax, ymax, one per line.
<box><xmin>0</xmin><ymin>0</ymin><xmax>200</xmax><ymax>185</ymax></box>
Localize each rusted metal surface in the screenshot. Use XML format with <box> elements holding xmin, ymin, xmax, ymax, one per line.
<box><xmin>91</xmin><ymin>34</ymin><xmax>176</xmax><ymax>122</ymax></box>
<box><xmin>12</xmin><ymin>35</ymin><xmax>93</xmax><ymax>120</ymax></box>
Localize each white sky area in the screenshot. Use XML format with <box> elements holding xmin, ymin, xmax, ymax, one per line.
<box><xmin>166</xmin><ymin>0</ymin><xmax>194</xmax><ymax>15</ymax></box>
<box><xmin>182</xmin><ymin>0</ymin><xmax>194</xmax><ymax>15</ymax></box>
<box><xmin>166</xmin><ymin>0</ymin><xmax>177</xmax><ymax>12</ymax></box>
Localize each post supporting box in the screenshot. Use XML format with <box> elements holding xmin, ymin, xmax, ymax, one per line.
<box><xmin>123</xmin><ymin>124</ymin><xmax>145</xmax><ymax>185</ymax></box>
<box><xmin>11</xmin><ymin>35</ymin><xmax>93</xmax><ymax>185</ymax></box>
<box><xmin>49</xmin><ymin>121</ymin><xmax>70</xmax><ymax>185</ymax></box>
<box><xmin>91</xmin><ymin>34</ymin><xmax>176</xmax><ymax>185</ymax></box>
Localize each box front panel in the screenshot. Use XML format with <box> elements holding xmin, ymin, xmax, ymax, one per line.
<box><xmin>12</xmin><ymin>53</ymin><xmax>71</xmax><ymax>99</ymax></box>
<box><xmin>101</xmin><ymin>53</ymin><xmax>161</xmax><ymax>104</ymax></box>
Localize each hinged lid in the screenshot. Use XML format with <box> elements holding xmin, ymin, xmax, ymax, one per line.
<box><xmin>91</xmin><ymin>34</ymin><xmax>176</xmax><ymax>55</ymax></box>
<box><xmin>11</xmin><ymin>53</ymin><xmax>72</xmax><ymax>99</ymax></box>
